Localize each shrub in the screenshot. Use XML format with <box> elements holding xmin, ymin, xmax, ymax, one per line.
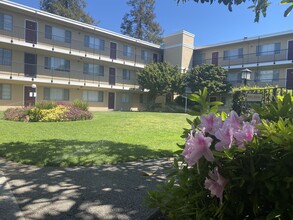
<box><xmin>28</xmin><ymin>107</ymin><xmax>43</xmax><ymax>122</ymax></box>
<box><xmin>146</xmin><ymin>88</ymin><xmax>293</xmax><ymax>219</ymax></box>
<box><xmin>3</xmin><ymin>101</ymin><xmax>93</xmax><ymax>122</ymax></box>
<box><xmin>35</xmin><ymin>101</ymin><xmax>57</xmax><ymax>110</ymax></box>
<box><xmin>40</xmin><ymin>105</ymin><xmax>69</xmax><ymax>122</ymax></box>
<box><xmin>64</xmin><ymin>106</ymin><xmax>93</xmax><ymax>121</ymax></box>
<box><xmin>3</xmin><ymin>107</ymin><xmax>31</xmax><ymax>121</ymax></box>
<box><xmin>72</xmin><ymin>99</ymin><xmax>89</xmax><ymax>111</ymax></box>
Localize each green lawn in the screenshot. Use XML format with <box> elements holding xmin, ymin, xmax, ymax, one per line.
<box><xmin>0</xmin><ymin>111</ymin><xmax>191</xmax><ymax>166</ymax></box>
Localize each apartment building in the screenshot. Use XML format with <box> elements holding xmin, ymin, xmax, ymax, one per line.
<box><xmin>0</xmin><ymin>0</ymin><xmax>293</xmax><ymax>111</ymax></box>
<box><xmin>0</xmin><ymin>0</ymin><xmax>163</xmax><ymax>111</ymax></box>
<box><xmin>193</xmin><ymin>32</ymin><xmax>293</xmax><ymax>90</ymax></box>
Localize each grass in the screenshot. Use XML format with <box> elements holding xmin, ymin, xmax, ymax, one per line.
<box><xmin>0</xmin><ymin>111</ymin><xmax>191</xmax><ymax>166</ymax></box>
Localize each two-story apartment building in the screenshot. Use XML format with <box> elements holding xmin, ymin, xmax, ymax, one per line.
<box><xmin>0</xmin><ymin>0</ymin><xmax>293</xmax><ymax>111</ymax></box>
<box><xmin>193</xmin><ymin>32</ymin><xmax>293</xmax><ymax>90</ymax></box>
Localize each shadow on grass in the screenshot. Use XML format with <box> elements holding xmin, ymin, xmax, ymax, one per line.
<box><xmin>0</xmin><ymin>139</ymin><xmax>173</xmax><ymax>166</ymax></box>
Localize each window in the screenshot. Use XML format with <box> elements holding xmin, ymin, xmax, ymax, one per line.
<box><xmin>123</xmin><ymin>45</ymin><xmax>132</xmax><ymax>57</ymax></box>
<box><xmin>121</xmin><ymin>93</ymin><xmax>130</xmax><ymax>103</ymax></box>
<box><xmin>256</xmin><ymin>43</ymin><xmax>281</xmax><ymax>56</ymax></box>
<box><xmin>0</xmin><ymin>48</ymin><xmax>12</xmax><ymax>66</ymax></box>
<box><xmin>193</xmin><ymin>52</ymin><xmax>205</xmax><ymax>66</ymax></box>
<box><xmin>83</xmin><ymin>63</ymin><xmax>104</xmax><ymax>76</ymax></box>
<box><xmin>0</xmin><ymin>13</ymin><xmax>12</xmax><ymax>31</ymax></box>
<box><xmin>122</xmin><ymin>69</ymin><xmax>131</xmax><ymax>80</ymax></box>
<box><xmin>44</xmin><ymin>88</ymin><xmax>69</xmax><ymax>101</ymax></box>
<box><xmin>256</xmin><ymin>70</ymin><xmax>279</xmax><ymax>82</ymax></box>
<box><xmin>83</xmin><ymin>90</ymin><xmax>103</xmax><ymax>102</ymax></box>
<box><xmin>223</xmin><ymin>48</ymin><xmax>243</xmax><ymax>60</ymax></box>
<box><xmin>141</xmin><ymin>50</ymin><xmax>148</xmax><ymax>61</ymax></box>
<box><xmin>0</xmin><ymin>84</ymin><xmax>11</xmax><ymax>100</ymax></box>
<box><xmin>84</xmin><ymin>35</ymin><xmax>105</xmax><ymax>51</ymax></box>
<box><xmin>44</xmin><ymin>57</ymin><xmax>70</xmax><ymax>72</ymax></box>
<box><xmin>227</xmin><ymin>72</ymin><xmax>241</xmax><ymax>83</ymax></box>
<box><xmin>45</xmin><ymin>25</ymin><xmax>71</xmax><ymax>43</ymax></box>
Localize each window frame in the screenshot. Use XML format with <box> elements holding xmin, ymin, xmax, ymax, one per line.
<box><xmin>83</xmin><ymin>63</ymin><xmax>104</xmax><ymax>76</ymax></box>
<box><xmin>45</xmin><ymin>25</ymin><xmax>71</xmax><ymax>43</ymax></box>
<box><xmin>82</xmin><ymin>90</ymin><xmax>103</xmax><ymax>102</ymax></box>
<box><xmin>0</xmin><ymin>13</ymin><xmax>13</xmax><ymax>32</ymax></box>
<box><xmin>43</xmin><ymin>87</ymin><xmax>69</xmax><ymax>101</ymax></box>
<box><xmin>0</xmin><ymin>84</ymin><xmax>11</xmax><ymax>100</ymax></box>
<box><xmin>44</xmin><ymin>57</ymin><xmax>70</xmax><ymax>72</ymax></box>
<box><xmin>122</xmin><ymin>69</ymin><xmax>131</xmax><ymax>80</ymax></box>
<box><xmin>121</xmin><ymin>93</ymin><xmax>130</xmax><ymax>103</ymax></box>
<box><xmin>0</xmin><ymin>48</ymin><xmax>12</xmax><ymax>66</ymax></box>
<box><xmin>84</xmin><ymin>35</ymin><xmax>105</xmax><ymax>51</ymax></box>
<box><xmin>256</xmin><ymin>43</ymin><xmax>281</xmax><ymax>56</ymax></box>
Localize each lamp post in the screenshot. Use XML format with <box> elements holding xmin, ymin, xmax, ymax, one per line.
<box><xmin>31</xmin><ymin>84</ymin><xmax>37</xmax><ymax>105</ymax></box>
<box><xmin>241</xmin><ymin>68</ymin><xmax>252</xmax><ymax>86</ymax></box>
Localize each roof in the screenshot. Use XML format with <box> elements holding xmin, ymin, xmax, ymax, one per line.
<box><xmin>196</xmin><ymin>29</ymin><xmax>293</xmax><ymax>50</ymax></box>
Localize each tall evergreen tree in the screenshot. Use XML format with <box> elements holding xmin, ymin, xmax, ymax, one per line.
<box><xmin>40</xmin><ymin>0</ymin><xmax>97</xmax><ymax>25</ymax></box>
<box><xmin>121</xmin><ymin>0</ymin><xmax>163</xmax><ymax>44</ymax></box>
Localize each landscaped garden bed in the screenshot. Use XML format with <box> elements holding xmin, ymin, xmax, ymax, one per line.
<box><xmin>3</xmin><ymin>100</ymin><xmax>92</xmax><ymax>122</ymax></box>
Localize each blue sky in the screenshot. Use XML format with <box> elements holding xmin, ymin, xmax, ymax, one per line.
<box><xmin>8</xmin><ymin>0</ymin><xmax>293</xmax><ymax>46</ymax></box>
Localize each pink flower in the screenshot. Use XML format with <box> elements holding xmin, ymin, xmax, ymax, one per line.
<box><xmin>214</xmin><ymin>124</ymin><xmax>234</xmax><ymax>151</ymax></box>
<box><xmin>234</xmin><ymin>122</ymin><xmax>255</xmax><ymax>148</ymax></box>
<box><xmin>204</xmin><ymin>167</ymin><xmax>228</xmax><ymax>204</ymax></box>
<box><xmin>251</xmin><ymin>113</ymin><xmax>260</xmax><ymax>125</ymax></box>
<box><xmin>199</xmin><ymin>113</ymin><xmax>223</xmax><ymax>135</ymax></box>
<box><xmin>224</xmin><ymin>111</ymin><xmax>242</xmax><ymax>131</ymax></box>
<box><xmin>183</xmin><ymin>131</ymin><xmax>214</xmax><ymax>166</ymax></box>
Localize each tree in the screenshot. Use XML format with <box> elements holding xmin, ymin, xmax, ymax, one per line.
<box><xmin>177</xmin><ymin>0</ymin><xmax>293</xmax><ymax>22</ymax></box>
<box><xmin>40</xmin><ymin>0</ymin><xmax>97</xmax><ymax>25</ymax></box>
<box><xmin>187</xmin><ymin>64</ymin><xmax>232</xmax><ymax>96</ymax></box>
<box><xmin>121</xmin><ymin>0</ymin><xmax>163</xmax><ymax>44</ymax></box>
<box><xmin>137</xmin><ymin>62</ymin><xmax>186</xmax><ymax>110</ymax></box>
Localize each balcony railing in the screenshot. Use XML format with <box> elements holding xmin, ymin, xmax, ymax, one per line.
<box><xmin>0</xmin><ymin>24</ymin><xmax>161</xmax><ymax>67</ymax></box>
<box><xmin>0</xmin><ymin>61</ymin><xmax>142</xmax><ymax>91</ymax></box>
<box><xmin>194</xmin><ymin>49</ymin><xmax>293</xmax><ymax>68</ymax></box>
<box><xmin>227</xmin><ymin>77</ymin><xmax>286</xmax><ymax>88</ymax></box>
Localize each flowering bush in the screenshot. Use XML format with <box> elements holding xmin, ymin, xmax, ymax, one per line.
<box><xmin>147</xmin><ymin>89</ymin><xmax>293</xmax><ymax>219</ymax></box>
<box><xmin>3</xmin><ymin>101</ymin><xmax>93</xmax><ymax>122</ymax></box>
<box><xmin>3</xmin><ymin>107</ymin><xmax>32</xmax><ymax>122</ymax></box>
<box><xmin>39</xmin><ymin>105</ymin><xmax>69</xmax><ymax>122</ymax></box>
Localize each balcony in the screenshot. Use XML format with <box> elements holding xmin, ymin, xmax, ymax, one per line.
<box><xmin>0</xmin><ymin>61</ymin><xmax>143</xmax><ymax>91</ymax></box>
<box><xmin>194</xmin><ymin>49</ymin><xmax>293</xmax><ymax>69</ymax></box>
<box><xmin>0</xmin><ymin>25</ymin><xmax>161</xmax><ymax>69</ymax></box>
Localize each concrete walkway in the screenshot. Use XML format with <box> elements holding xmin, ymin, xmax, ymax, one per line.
<box><xmin>0</xmin><ymin>158</ymin><xmax>172</xmax><ymax>220</ymax></box>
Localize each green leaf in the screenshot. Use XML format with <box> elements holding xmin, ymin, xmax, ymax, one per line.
<box><xmin>284</xmin><ymin>5</ymin><xmax>293</xmax><ymax>17</ymax></box>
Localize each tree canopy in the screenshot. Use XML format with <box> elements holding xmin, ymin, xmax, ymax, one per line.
<box><xmin>187</xmin><ymin>64</ymin><xmax>232</xmax><ymax>96</ymax></box>
<box><xmin>137</xmin><ymin>62</ymin><xmax>185</xmax><ymax>109</ymax></box>
<box><xmin>40</xmin><ymin>0</ymin><xmax>97</xmax><ymax>25</ymax></box>
<box><xmin>177</xmin><ymin>0</ymin><xmax>293</xmax><ymax>22</ymax></box>
<box><xmin>121</xmin><ymin>0</ymin><xmax>163</xmax><ymax>44</ymax></box>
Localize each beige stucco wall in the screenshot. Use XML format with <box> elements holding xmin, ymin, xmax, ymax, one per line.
<box><xmin>163</xmin><ymin>31</ymin><xmax>194</xmax><ymax>70</ymax></box>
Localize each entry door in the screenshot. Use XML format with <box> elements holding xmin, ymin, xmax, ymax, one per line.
<box><xmin>108</xmin><ymin>92</ymin><xmax>115</xmax><ymax>109</ymax></box>
<box><xmin>109</xmin><ymin>68</ymin><xmax>116</xmax><ymax>85</ymax></box>
<box><xmin>24</xmin><ymin>86</ymin><xmax>36</xmax><ymax>106</ymax></box>
<box><xmin>110</xmin><ymin>42</ymin><xmax>117</xmax><ymax>60</ymax></box>
<box><xmin>24</xmin><ymin>53</ymin><xmax>37</xmax><ymax>77</ymax></box>
<box><xmin>286</xmin><ymin>69</ymin><xmax>293</xmax><ymax>89</ymax></box>
<box><xmin>212</xmin><ymin>52</ymin><xmax>219</xmax><ymax>66</ymax></box>
<box><xmin>288</xmin><ymin>41</ymin><xmax>293</xmax><ymax>60</ymax></box>
<box><xmin>25</xmin><ymin>20</ymin><xmax>37</xmax><ymax>44</ymax></box>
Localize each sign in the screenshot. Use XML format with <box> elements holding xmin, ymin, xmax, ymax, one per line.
<box><xmin>246</xmin><ymin>93</ymin><xmax>262</xmax><ymax>102</ymax></box>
